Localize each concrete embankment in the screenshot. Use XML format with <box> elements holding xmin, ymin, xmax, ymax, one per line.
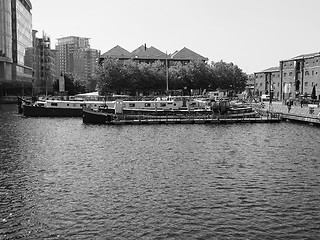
<box><xmin>260</xmin><ymin>101</ymin><xmax>320</xmax><ymax>126</ymax></box>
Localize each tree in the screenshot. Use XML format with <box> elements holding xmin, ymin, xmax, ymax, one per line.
<box><xmin>93</xmin><ymin>57</ymin><xmax>247</xmax><ymax>96</ymax></box>
<box><xmin>210</xmin><ymin>60</ymin><xmax>247</xmax><ymax>93</ymax></box>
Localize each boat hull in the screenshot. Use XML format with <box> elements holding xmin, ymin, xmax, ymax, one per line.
<box><xmin>83</xmin><ymin>108</ymin><xmax>113</xmax><ymax>124</ymax></box>
<box><xmin>23</xmin><ymin>105</ymin><xmax>83</xmax><ymax>117</ymax></box>
<box><xmin>83</xmin><ymin>107</ymin><xmax>259</xmax><ymax>124</ymax></box>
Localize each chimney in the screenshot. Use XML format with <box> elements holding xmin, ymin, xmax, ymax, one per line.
<box><xmin>144</xmin><ymin>43</ymin><xmax>147</xmax><ymax>51</ymax></box>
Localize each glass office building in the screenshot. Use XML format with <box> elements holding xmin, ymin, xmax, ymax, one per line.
<box><xmin>0</xmin><ymin>0</ymin><xmax>33</xmax><ymax>98</ymax></box>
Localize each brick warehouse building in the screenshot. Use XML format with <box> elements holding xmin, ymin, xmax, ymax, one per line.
<box><xmin>280</xmin><ymin>52</ymin><xmax>320</xmax><ymax>100</ymax></box>
<box><xmin>255</xmin><ymin>52</ymin><xmax>320</xmax><ymax>101</ymax></box>
<box><xmin>254</xmin><ymin>67</ymin><xmax>280</xmax><ymax>100</ymax></box>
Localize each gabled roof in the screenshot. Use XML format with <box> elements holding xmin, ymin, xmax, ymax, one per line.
<box><xmin>100</xmin><ymin>44</ymin><xmax>208</xmax><ymax>62</ymax></box>
<box><xmin>171</xmin><ymin>47</ymin><xmax>208</xmax><ymax>61</ymax></box>
<box><xmin>129</xmin><ymin>45</ymin><xmax>167</xmax><ymax>59</ymax></box>
<box><xmin>130</xmin><ymin>45</ymin><xmax>148</xmax><ymax>57</ymax></box>
<box><xmin>101</xmin><ymin>45</ymin><xmax>130</xmax><ymax>58</ymax></box>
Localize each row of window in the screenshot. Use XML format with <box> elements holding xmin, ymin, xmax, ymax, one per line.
<box><xmin>283</xmin><ymin>59</ymin><xmax>320</xmax><ymax>67</ymax></box>
<box><xmin>257</xmin><ymin>70</ymin><xmax>319</xmax><ymax>78</ymax></box>
<box><xmin>256</xmin><ymin>82</ymin><xmax>317</xmax><ymax>87</ymax></box>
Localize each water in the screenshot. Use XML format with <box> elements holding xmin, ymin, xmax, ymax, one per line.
<box><xmin>0</xmin><ymin>104</ymin><xmax>320</xmax><ymax>239</ymax></box>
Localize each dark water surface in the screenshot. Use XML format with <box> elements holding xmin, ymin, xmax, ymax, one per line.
<box><xmin>1</xmin><ymin>104</ymin><xmax>320</xmax><ymax>239</ymax></box>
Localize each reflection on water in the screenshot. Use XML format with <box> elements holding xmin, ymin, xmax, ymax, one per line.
<box><xmin>1</xmin><ymin>104</ymin><xmax>320</xmax><ymax>239</ymax></box>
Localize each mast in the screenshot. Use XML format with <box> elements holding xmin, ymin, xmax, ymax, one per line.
<box><xmin>166</xmin><ymin>51</ymin><xmax>169</xmax><ymax>92</ymax></box>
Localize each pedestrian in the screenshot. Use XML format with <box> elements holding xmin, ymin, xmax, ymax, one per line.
<box><xmin>286</xmin><ymin>99</ymin><xmax>292</xmax><ymax>113</ymax></box>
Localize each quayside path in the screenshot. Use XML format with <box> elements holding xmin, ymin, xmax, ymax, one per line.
<box><xmin>258</xmin><ymin>101</ymin><xmax>320</xmax><ymax>126</ymax></box>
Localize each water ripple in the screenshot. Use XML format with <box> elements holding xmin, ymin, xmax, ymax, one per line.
<box><xmin>0</xmin><ymin>105</ymin><xmax>320</xmax><ymax>239</ymax></box>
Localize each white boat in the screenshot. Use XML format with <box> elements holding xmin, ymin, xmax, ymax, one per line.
<box><xmin>22</xmin><ymin>99</ymin><xmax>107</xmax><ymax>117</ymax></box>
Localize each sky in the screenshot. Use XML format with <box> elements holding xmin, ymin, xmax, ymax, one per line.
<box><xmin>31</xmin><ymin>0</ymin><xmax>320</xmax><ymax>74</ymax></box>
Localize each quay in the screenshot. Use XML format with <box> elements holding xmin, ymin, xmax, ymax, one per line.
<box><xmin>259</xmin><ymin>101</ymin><xmax>320</xmax><ymax>126</ymax></box>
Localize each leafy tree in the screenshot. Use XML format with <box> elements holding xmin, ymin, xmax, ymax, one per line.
<box><xmin>93</xmin><ymin>57</ymin><xmax>247</xmax><ymax>96</ymax></box>
<box><xmin>210</xmin><ymin>60</ymin><xmax>247</xmax><ymax>93</ymax></box>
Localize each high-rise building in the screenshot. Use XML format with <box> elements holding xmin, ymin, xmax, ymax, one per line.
<box><xmin>55</xmin><ymin>36</ymin><xmax>99</xmax><ymax>90</ymax></box>
<box><xmin>74</xmin><ymin>48</ymin><xmax>100</xmax><ymax>87</ymax></box>
<box><xmin>55</xmin><ymin>36</ymin><xmax>90</xmax><ymax>75</ymax></box>
<box><xmin>0</xmin><ymin>0</ymin><xmax>33</xmax><ymax>97</ymax></box>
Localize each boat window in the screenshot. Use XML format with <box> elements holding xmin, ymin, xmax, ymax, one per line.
<box><xmin>80</xmin><ymin>104</ymin><xmax>86</xmax><ymax>107</ymax></box>
<box><xmin>160</xmin><ymin>103</ymin><xmax>166</xmax><ymax>107</ymax></box>
<box><xmin>129</xmin><ymin>103</ymin><xmax>135</xmax><ymax>107</ymax></box>
<box><xmin>51</xmin><ymin>103</ymin><xmax>58</xmax><ymax>106</ymax></box>
<box><xmin>67</xmin><ymin>104</ymin><xmax>69</xmax><ymax>106</ymax></box>
<box><xmin>145</xmin><ymin>103</ymin><xmax>151</xmax><ymax>107</ymax></box>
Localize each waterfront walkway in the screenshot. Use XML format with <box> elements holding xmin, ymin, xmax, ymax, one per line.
<box><xmin>264</xmin><ymin>101</ymin><xmax>320</xmax><ymax>117</ymax></box>
<box><xmin>261</xmin><ymin>101</ymin><xmax>320</xmax><ymax>126</ymax></box>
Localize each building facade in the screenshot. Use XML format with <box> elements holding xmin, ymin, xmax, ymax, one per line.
<box><xmin>73</xmin><ymin>48</ymin><xmax>100</xmax><ymax>87</ymax></box>
<box><xmin>0</xmin><ymin>0</ymin><xmax>33</xmax><ymax>97</ymax></box>
<box><xmin>280</xmin><ymin>53</ymin><xmax>320</xmax><ymax>100</ymax></box>
<box><xmin>255</xmin><ymin>52</ymin><xmax>320</xmax><ymax>101</ymax></box>
<box><xmin>55</xmin><ymin>36</ymin><xmax>99</xmax><ymax>90</ymax></box>
<box><xmin>254</xmin><ymin>67</ymin><xmax>280</xmax><ymax>100</ymax></box>
<box><xmin>55</xmin><ymin>36</ymin><xmax>90</xmax><ymax>75</ymax></box>
<box><xmin>25</xmin><ymin>30</ymin><xmax>57</xmax><ymax>95</ymax></box>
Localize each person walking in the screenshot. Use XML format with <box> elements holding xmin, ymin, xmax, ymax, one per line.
<box><xmin>286</xmin><ymin>98</ymin><xmax>292</xmax><ymax>113</ymax></box>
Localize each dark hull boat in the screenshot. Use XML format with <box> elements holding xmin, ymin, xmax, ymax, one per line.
<box><xmin>23</xmin><ymin>104</ymin><xmax>84</xmax><ymax>117</ymax></box>
<box><xmin>83</xmin><ymin>107</ymin><xmax>114</xmax><ymax>124</ymax></box>
<box><xmin>22</xmin><ymin>100</ymin><xmax>106</xmax><ymax>117</ymax></box>
<box><xmin>82</xmin><ymin>105</ymin><xmax>259</xmax><ymax>124</ymax></box>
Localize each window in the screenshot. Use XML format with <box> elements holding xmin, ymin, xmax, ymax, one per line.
<box><xmin>51</xmin><ymin>103</ymin><xmax>58</xmax><ymax>106</ymax></box>
<box><xmin>305</xmin><ymin>82</ymin><xmax>308</xmax><ymax>87</ymax></box>
<box><xmin>284</xmin><ymin>73</ymin><xmax>287</xmax><ymax>77</ymax></box>
<box><xmin>129</xmin><ymin>103</ymin><xmax>135</xmax><ymax>107</ymax></box>
<box><xmin>312</xmin><ymin>71</ymin><xmax>314</xmax><ymax>75</ymax></box>
<box><xmin>145</xmin><ymin>103</ymin><xmax>151</xmax><ymax>107</ymax></box>
<box><xmin>289</xmin><ymin>72</ymin><xmax>293</xmax><ymax>76</ymax></box>
<box><xmin>160</xmin><ymin>103</ymin><xmax>166</xmax><ymax>107</ymax></box>
<box><xmin>305</xmin><ymin>71</ymin><xmax>309</xmax><ymax>76</ymax></box>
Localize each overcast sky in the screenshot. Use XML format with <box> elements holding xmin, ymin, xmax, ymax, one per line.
<box><xmin>31</xmin><ymin>0</ymin><xmax>320</xmax><ymax>74</ymax></box>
